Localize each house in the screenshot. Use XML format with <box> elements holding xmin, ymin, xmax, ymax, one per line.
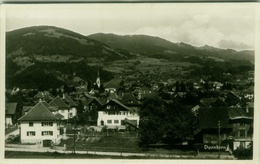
<box><xmin>61</xmin><ymin>94</ymin><xmax>77</xmax><ymax>118</ymax></box>
<box><xmin>200</xmin><ymin>98</ymin><xmax>226</xmax><ymax>107</ymax></box>
<box><xmin>97</xmin><ymin>99</ymin><xmax>139</xmax><ymax>130</ymax></box>
<box><xmin>34</xmin><ymin>91</ymin><xmax>54</xmax><ymax>103</ymax></box>
<box><xmin>18</xmin><ymin>102</ymin><xmax>62</xmax><ymax>146</ymax></box>
<box><xmin>194</xmin><ymin>107</ymin><xmax>253</xmax><ymax>152</ymax></box>
<box><xmin>122</xmin><ymin>93</ymin><xmax>140</xmax><ymax>107</ymax></box>
<box><xmin>81</xmin><ymin>98</ymin><xmax>103</xmax><ymax>125</ymax></box>
<box><xmin>49</xmin><ymin>96</ymin><xmax>71</xmax><ymax>120</ymax></box>
<box><xmin>5</xmin><ymin>103</ymin><xmax>18</xmax><ymax>128</ymax></box>
<box><xmin>228</xmin><ymin>108</ymin><xmax>253</xmax><ymax>150</ymax></box>
<box><xmin>104</xmin><ymin>78</ymin><xmax>123</xmax><ymax>93</ymax></box>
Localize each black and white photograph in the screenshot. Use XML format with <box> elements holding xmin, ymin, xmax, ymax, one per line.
<box><xmin>1</xmin><ymin>2</ymin><xmax>259</xmax><ymax>162</ymax></box>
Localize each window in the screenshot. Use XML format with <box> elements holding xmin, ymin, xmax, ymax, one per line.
<box><xmin>29</xmin><ymin>122</ymin><xmax>33</xmax><ymax>127</ymax></box>
<box><xmin>239</xmin><ymin>130</ymin><xmax>246</xmax><ymax>137</ymax></box>
<box><xmin>240</xmin><ymin>141</ymin><xmax>246</xmax><ymax>148</ymax></box>
<box><xmin>121</xmin><ymin>120</ymin><xmax>125</xmax><ymax>125</ymax></box>
<box><xmin>107</xmin><ymin>105</ymin><xmax>111</xmax><ymax>109</ymax></box>
<box><xmin>240</xmin><ymin>123</ymin><xmax>245</xmax><ymax>127</ymax></box>
<box><xmin>41</xmin><ymin>131</ymin><xmax>53</xmax><ymax>136</ymax></box>
<box><xmin>41</xmin><ymin>122</ymin><xmax>53</xmax><ymax>126</ymax></box>
<box><xmin>107</xmin><ymin>120</ymin><xmax>112</xmax><ymax>124</ymax></box>
<box><xmin>27</xmin><ymin>131</ymin><xmax>35</xmax><ymax>136</ymax></box>
<box><xmin>114</xmin><ymin>120</ymin><xmax>119</xmax><ymax>124</ymax></box>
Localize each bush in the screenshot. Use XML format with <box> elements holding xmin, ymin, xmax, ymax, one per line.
<box><xmin>233</xmin><ymin>144</ymin><xmax>253</xmax><ymax>160</ymax></box>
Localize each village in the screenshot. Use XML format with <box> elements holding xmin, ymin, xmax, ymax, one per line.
<box><xmin>5</xmin><ymin>68</ymin><xmax>254</xmax><ymax>159</ymax></box>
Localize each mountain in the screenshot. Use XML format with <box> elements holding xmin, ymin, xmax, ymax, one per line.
<box><xmin>6</xmin><ymin>26</ymin><xmax>128</xmax><ymax>89</ymax></box>
<box><xmin>6</xmin><ymin>26</ymin><xmax>255</xmax><ymax>90</ymax></box>
<box><xmin>6</xmin><ymin>26</ymin><xmax>132</xmax><ymax>62</ymax></box>
<box><xmin>88</xmin><ymin>33</ymin><xmax>254</xmax><ymax>62</ymax></box>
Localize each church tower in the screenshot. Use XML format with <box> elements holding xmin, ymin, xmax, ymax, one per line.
<box><xmin>96</xmin><ymin>69</ymin><xmax>101</xmax><ymax>88</ymax></box>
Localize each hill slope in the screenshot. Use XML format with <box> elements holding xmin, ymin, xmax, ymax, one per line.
<box><xmin>88</xmin><ymin>33</ymin><xmax>254</xmax><ymax>62</ymax></box>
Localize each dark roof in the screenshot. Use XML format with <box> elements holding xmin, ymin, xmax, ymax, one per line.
<box><xmin>5</xmin><ymin>103</ymin><xmax>17</xmax><ymax>115</ymax></box>
<box><xmin>100</xmin><ymin>99</ymin><xmax>131</xmax><ymax>111</ymax></box>
<box><xmin>122</xmin><ymin>93</ymin><xmax>138</xmax><ymax>104</ymax></box>
<box><xmin>18</xmin><ymin>102</ymin><xmax>59</xmax><ymax>121</ymax></box>
<box><xmin>34</xmin><ymin>91</ymin><xmax>54</xmax><ymax>102</ymax></box>
<box><xmin>107</xmin><ymin>92</ymin><xmax>121</xmax><ymax>100</ymax></box>
<box><xmin>200</xmin><ymin>98</ymin><xmax>218</xmax><ymax>107</ymax></box>
<box><xmin>198</xmin><ymin>107</ymin><xmax>253</xmax><ymax>130</ymax></box>
<box><xmin>82</xmin><ymin>98</ymin><xmax>103</xmax><ymax>106</ymax></box>
<box><xmin>228</xmin><ymin>108</ymin><xmax>253</xmax><ymax>120</ymax></box>
<box><xmin>49</xmin><ymin>96</ymin><xmax>69</xmax><ymax>109</ymax></box>
<box><xmin>104</xmin><ymin>78</ymin><xmax>122</xmax><ymax>89</ymax></box>
<box><xmin>198</xmin><ymin>108</ymin><xmax>231</xmax><ymax>129</ymax></box>
<box><xmin>55</xmin><ymin>113</ymin><xmax>64</xmax><ymax>119</ymax></box>
<box><xmin>125</xmin><ymin>118</ymin><xmax>138</xmax><ymax>127</ymax></box>
<box><xmin>22</xmin><ymin>106</ymin><xmax>33</xmax><ymax>115</ymax></box>
<box><xmin>61</xmin><ymin>94</ymin><xmax>77</xmax><ymax>107</ymax></box>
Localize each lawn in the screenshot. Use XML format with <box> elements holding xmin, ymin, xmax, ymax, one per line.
<box><xmin>59</xmin><ymin>135</ymin><xmax>142</xmax><ymax>153</ymax></box>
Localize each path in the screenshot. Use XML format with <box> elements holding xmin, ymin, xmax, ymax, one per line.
<box><xmin>5</xmin><ymin>147</ymin><xmax>235</xmax><ymax>159</ymax></box>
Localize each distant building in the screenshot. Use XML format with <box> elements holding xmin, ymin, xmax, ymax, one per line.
<box><xmin>104</xmin><ymin>78</ymin><xmax>123</xmax><ymax>93</ymax></box>
<box><xmin>5</xmin><ymin>103</ymin><xmax>18</xmax><ymax>128</ymax></box>
<box><xmin>18</xmin><ymin>102</ymin><xmax>62</xmax><ymax>146</ymax></box>
<box><xmin>194</xmin><ymin>107</ymin><xmax>253</xmax><ymax>152</ymax></box>
<box><xmin>97</xmin><ymin>99</ymin><xmax>139</xmax><ymax>130</ymax></box>
<box><xmin>49</xmin><ymin>95</ymin><xmax>77</xmax><ymax>121</ymax></box>
<box><xmin>81</xmin><ymin>98</ymin><xmax>103</xmax><ymax>125</ymax></box>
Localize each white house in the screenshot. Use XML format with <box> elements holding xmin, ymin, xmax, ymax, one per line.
<box><xmin>18</xmin><ymin>102</ymin><xmax>61</xmax><ymax>146</ymax></box>
<box><xmin>97</xmin><ymin>99</ymin><xmax>139</xmax><ymax>129</ymax></box>
<box><xmin>49</xmin><ymin>95</ymin><xmax>77</xmax><ymax>120</ymax></box>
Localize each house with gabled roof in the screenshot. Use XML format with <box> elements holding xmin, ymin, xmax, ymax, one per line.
<box><xmin>104</xmin><ymin>78</ymin><xmax>123</xmax><ymax>93</ymax></box>
<box><xmin>18</xmin><ymin>102</ymin><xmax>62</xmax><ymax>146</ymax></box>
<box><xmin>81</xmin><ymin>97</ymin><xmax>103</xmax><ymax>125</ymax></box>
<box><xmin>49</xmin><ymin>96</ymin><xmax>71</xmax><ymax>120</ymax></box>
<box><xmin>5</xmin><ymin>103</ymin><xmax>18</xmax><ymax>128</ymax></box>
<box><xmin>61</xmin><ymin>94</ymin><xmax>77</xmax><ymax>118</ymax></box>
<box><xmin>194</xmin><ymin>107</ymin><xmax>253</xmax><ymax>152</ymax></box>
<box><xmin>97</xmin><ymin>99</ymin><xmax>139</xmax><ymax>130</ymax></box>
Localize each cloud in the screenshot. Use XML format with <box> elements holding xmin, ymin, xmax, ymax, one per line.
<box><xmin>218</xmin><ymin>40</ymin><xmax>253</xmax><ymax>51</ymax></box>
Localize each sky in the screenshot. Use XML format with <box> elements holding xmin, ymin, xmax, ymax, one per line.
<box><xmin>3</xmin><ymin>3</ymin><xmax>257</xmax><ymax>51</ymax></box>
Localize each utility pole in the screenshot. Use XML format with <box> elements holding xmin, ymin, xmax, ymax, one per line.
<box><xmin>218</xmin><ymin>120</ymin><xmax>221</xmax><ymax>159</ymax></box>
<box><xmin>73</xmin><ymin>119</ymin><xmax>76</xmax><ymax>154</ymax></box>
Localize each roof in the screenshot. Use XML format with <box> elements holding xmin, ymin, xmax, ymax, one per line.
<box><xmin>198</xmin><ymin>108</ymin><xmax>231</xmax><ymax>129</ymax></box>
<box><xmin>18</xmin><ymin>102</ymin><xmax>59</xmax><ymax>121</ymax></box>
<box><xmin>34</xmin><ymin>91</ymin><xmax>54</xmax><ymax>102</ymax></box>
<box><xmin>107</xmin><ymin>92</ymin><xmax>121</xmax><ymax>100</ymax></box>
<box><xmin>49</xmin><ymin>96</ymin><xmax>69</xmax><ymax>109</ymax></box>
<box><xmin>61</xmin><ymin>94</ymin><xmax>77</xmax><ymax>107</ymax></box>
<box><xmin>5</xmin><ymin>103</ymin><xmax>17</xmax><ymax>115</ymax></box>
<box><xmin>82</xmin><ymin>98</ymin><xmax>103</xmax><ymax>106</ymax></box>
<box><xmin>125</xmin><ymin>118</ymin><xmax>138</xmax><ymax>127</ymax></box>
<box><xmin>228</xmin><ymin>108</ymin><xmax>253</xmax><ymax>120</ymax></box>
<box><xmin>100</xmin><ymin>99</ymin><xmax>132</xmax><ymax>111</ymax></box>
<box><xmin>198</xmin><ymin>107</ymin><xmax>253</xmax><ymax>130</ymax></box>
<box><xmin>55</xmin><ymin>113</ymin><xmax>64</xmax><ymax>119</ymax></box>
<box><xmin>122</xmin><ymin>93</ymin><xmax>138</xmax><ymax>104</ymax></box>
<box><xmin>104</xmin><ymin>78</ymin><xmax>122</xmax><ymax>89</ymax></box>
<box><xmin>22</xmin><ymin>106</ymin><xmax>33</xmax><ymax>115</ymax></box>
<box><xmin>200</xmin><ymin>98</ymin><xmax>218</xmax><ymax>107</ymax></box>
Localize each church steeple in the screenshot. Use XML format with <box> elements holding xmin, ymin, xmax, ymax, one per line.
<box><xmin>96</xmin><ymin>69</ymin><xmax>101</xmax><ymax>88</ymax></box>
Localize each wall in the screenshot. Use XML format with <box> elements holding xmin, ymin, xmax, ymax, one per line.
<box><xmin>20</xmin><ymin>121</ymin><xmax>59</xmax><ymax>144</ymax></box>
<box><xmin>97</xmin><ymin>111</ymin><xmax>139</xmax><ymax>127</ymax></box>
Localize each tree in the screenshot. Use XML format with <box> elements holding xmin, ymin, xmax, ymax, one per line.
<box><xmin>138</xmin><ymin>95</ymin><xmax>196</xmax><ymax>148</ymax></box>
<box><xmin>138</xmin><ymin>95</ymin><xmax>165</xmax><ymax>148</ymax></box>
<box><xmin>233</xmin><ymin>143</ymin><xmax>253</xmax><ymax>159</ymax></box>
